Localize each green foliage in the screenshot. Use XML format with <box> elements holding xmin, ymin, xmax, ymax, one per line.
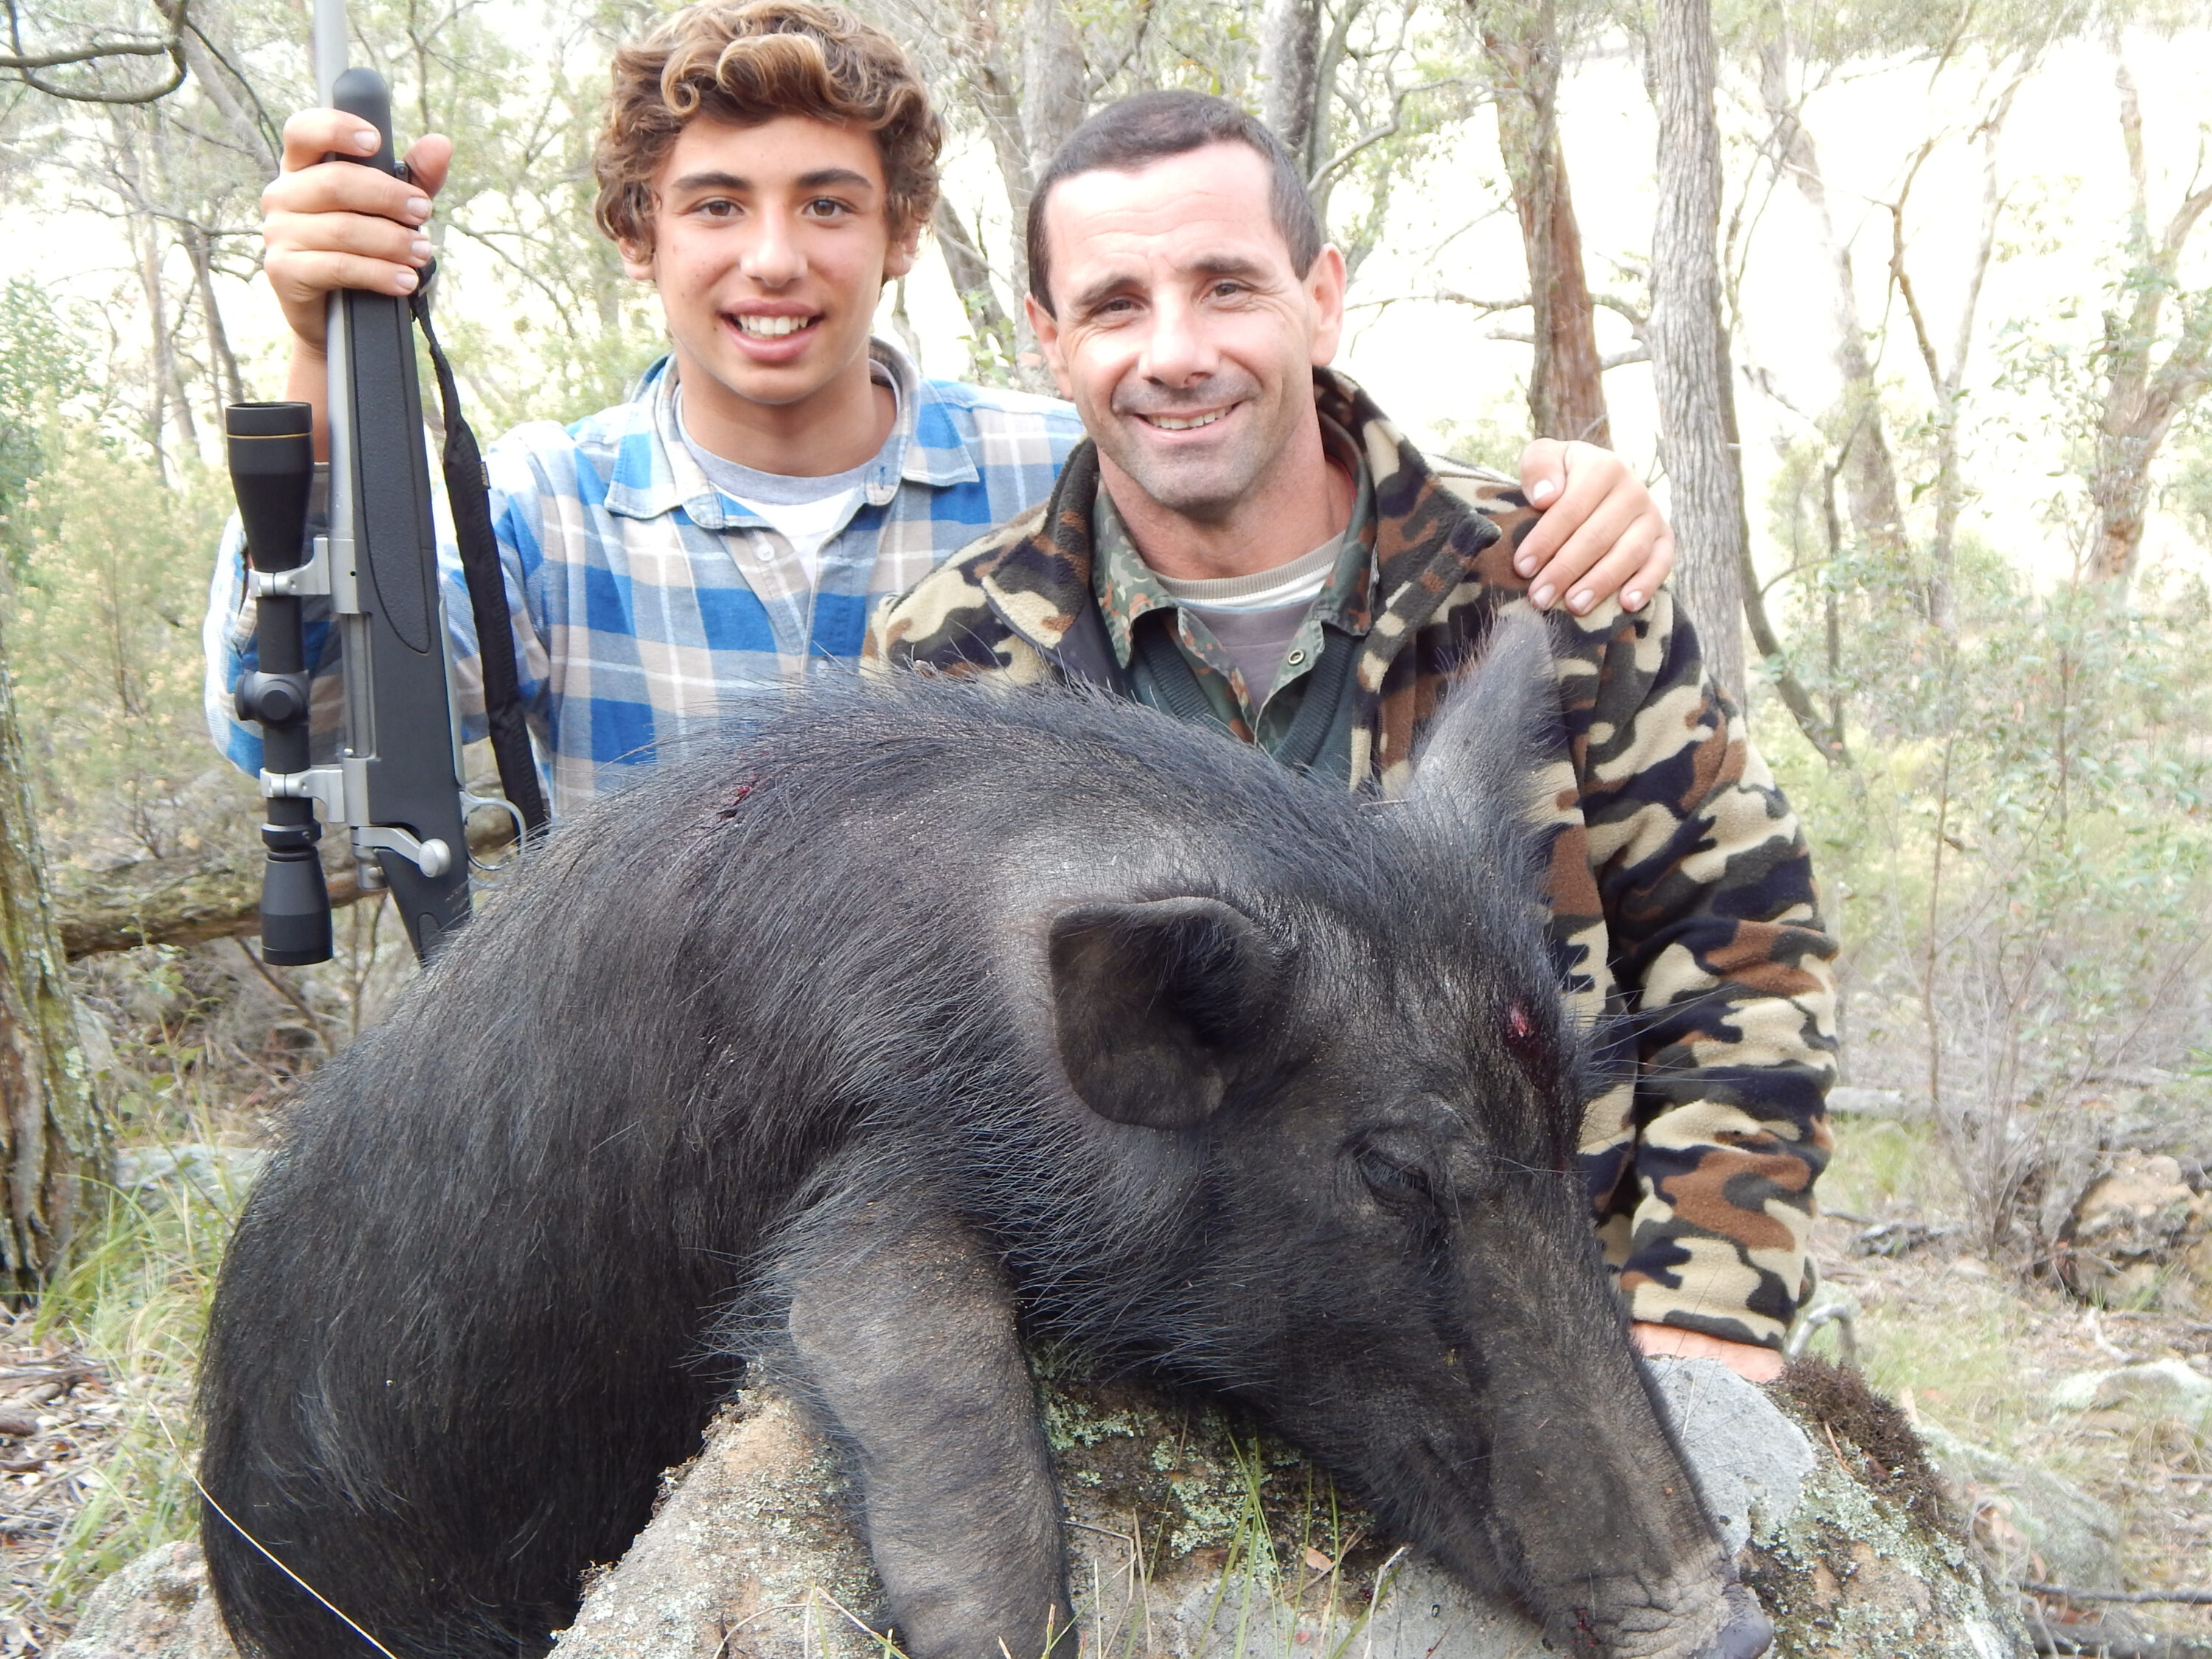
<box><xmin>341</xmin><ymin>0</ymin><xmax>671</xmax><ymax>428</ymax></box>
<box><xmin>10</xmin><ymin>417</ymin><xmax>248</xmax><ymax>866</ymax></box>
<box><xmin>1419</xmin><ymin>385</ymin><xmax>1534</xmax><ymax>473</ymax></box>
<box><xmin>1760</xmin><ymin>545</ymin><xmax>2212</xmax><ymax>1253</ymax></box>
<box><xmin>0</xmin><ymin>279</ymin><xmax>91</xmax><ymax>571</ymax></box>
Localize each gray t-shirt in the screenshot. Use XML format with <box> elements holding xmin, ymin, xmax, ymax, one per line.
<box><xmin>675</xmin><ymin>386</ymin><xmax>891</xmax><ymax>585</ymax></box>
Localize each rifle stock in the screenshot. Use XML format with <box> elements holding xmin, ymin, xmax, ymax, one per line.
<box><xmin>224</xmin><ymin>0</ymin><xmax>489</xmax><ymax>967</ymax></box>
<box><xmin>322</xmin><ymin>63</ymin><xmax>473</xmax><ymax>960</ymax></box>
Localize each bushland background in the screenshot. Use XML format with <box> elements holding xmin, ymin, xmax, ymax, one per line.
<box><xmin>0</xmin><ymin>0</ymin><xmax>2208</xmax><ymax>1651</ymax></box>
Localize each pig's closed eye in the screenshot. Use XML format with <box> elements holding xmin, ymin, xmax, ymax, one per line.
<box><xmin>1355</xmin><ymin>1144</ymin><xmax>1433</xmax><ymax>1206</ymax></box>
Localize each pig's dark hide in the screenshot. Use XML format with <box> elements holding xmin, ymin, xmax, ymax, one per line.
<box><xmin>198</xmin><ymin>613</ymin><xmax>1764</xmax><ymax>1659</ymax></box>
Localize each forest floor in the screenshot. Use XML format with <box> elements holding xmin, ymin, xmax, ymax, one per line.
<box><xmin>0</xmin><ymin>936</ymin><xmax>2204</xmax><ymax>1655</ymax></box>
<box><xmin>1810</xmin><ymin>1124</ymin><xmax>2212</xmax><ymax>1652</ymax></box>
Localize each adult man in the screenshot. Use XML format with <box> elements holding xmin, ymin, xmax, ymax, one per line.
<box><xmin>207</xmin><ymin>1</ymin><xmax>1675</xmax><ymax>814</ymax></box>
<box><xmin>869</xmin><ymin>91</ymin><xmax>1837</xmax><ymax>1380</ymax></box>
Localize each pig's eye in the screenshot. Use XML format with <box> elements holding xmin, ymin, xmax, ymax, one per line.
<box><xmin>1355</xmin><ymin>1144</ymin><xmax>1433</xmax><ymax>1206</ymax></box>
<box><xmin>1503</xmin><ymin>995</ymin><xmax>1553</xmax><ymax>1082</ymax></box>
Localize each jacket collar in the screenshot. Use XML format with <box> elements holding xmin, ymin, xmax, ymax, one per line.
<box><xmin>602</xmin><ymin>338</ymin><xmax>973</xmax><ymax>524</ymax></box>
<box><xmin>975</xmin><ymin>368</ymin><xmax>1501</xmax><ymax>672</ymax></box>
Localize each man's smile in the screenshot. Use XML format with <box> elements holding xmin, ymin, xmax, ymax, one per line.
<box><xmin>1134</xmin><ymin>405</ymin><xmax>1234</xmax><ymax>432</ymax></box>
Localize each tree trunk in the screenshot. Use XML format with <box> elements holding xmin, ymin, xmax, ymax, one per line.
<box><xmin>185</xmin><ymin>223</ymin><xmax>246</xmax><ymax>411</ymax></box>
<box><xmin>932</xmin><ymin>200</ymin><xmax>1021</xmax><ymax>385</ymax></box>
<box><xmin>1260</xmin><ymin>0</ymin><xmax>1325</xmax><ymax>175</ymax></box>
<box><xmin>2088</xmin><ymin>55</ymin><xmax>2212</xmax><ymax>586</ymax></box>
<box><xmin>1480</xmin><ymin>0</ymin><xmax>1610</xmax><ymax>446</ymax></box>
<box><xmin>1648</xmin><ymin>0</ymin><xmax>1748</xmax><ymax>703</ymax></box>
<box><xmin>1020</xmin><ymin>0</ymin><xmax>1087</xmax><ymax>186</ymax></box>
<box><xmin>1755</xmin><ymin>18</ymin><xmax>1905</xmax><ymax>569</ymax></box>
<box><xmin>0</xmin><ymin>627</ymin><xmax>102</xmax><ymax>1293</ymax></box>
<box><xmin>177</xmin><ymin>25</ymin><xmax>278</xmax><ymax>179</ymax></box>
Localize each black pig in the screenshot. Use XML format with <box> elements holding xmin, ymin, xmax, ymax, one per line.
<box><xmin>198</xmin><ymin>612</ymin><xmax>1772</xmax><ymax>1659</ymax></box>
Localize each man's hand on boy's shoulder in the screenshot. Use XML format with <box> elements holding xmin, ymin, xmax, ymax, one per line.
<box><xmin>1514</xmin><ymin>439</ymin><xmax>1674</xmax><ymax>616</ymax></box>
<box><xmin>262</xmin><ymin>108</ymin><xmax>453</xmax><ymax>352</ymax></box>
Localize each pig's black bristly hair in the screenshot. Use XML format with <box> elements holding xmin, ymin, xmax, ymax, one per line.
<box><xmin>198</xmin><ymin>655</ymin><xmax>1727</xmax><ymax>1659</ymax></box>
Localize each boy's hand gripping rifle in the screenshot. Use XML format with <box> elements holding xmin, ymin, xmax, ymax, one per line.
<box><xmin>223</xmin><ymin>0</ymin><xmax>546</xmax><ymax>966</ymax></box>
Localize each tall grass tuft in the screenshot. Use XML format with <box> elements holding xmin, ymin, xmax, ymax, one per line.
<box><xmin>29</xmin><ymin>1133</ymin><xmax>241</xmax><ymax>1618</ymax></box>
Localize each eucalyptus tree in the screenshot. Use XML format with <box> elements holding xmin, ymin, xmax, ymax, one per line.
<box><xmin>870</xmin><ymin>0</ymin><xmax>1489</xmax><ymax>385</ymax></box>
<box><xmin>2084</xmin><ymin>38</ymin><xmax>2212</xmax><ymax>586</ymax></box>
<box><xmin>0</xmin><ymin>287</ymin><xmax>105</xmax><ymax>1290</ymax></box>
<box><xmin>1469</xmin><ymin>0</ymin><xmax>1610</xmax><ymax>445</ymax></box>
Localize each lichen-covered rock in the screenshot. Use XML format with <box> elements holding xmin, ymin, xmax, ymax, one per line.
<box><xmin>2049</xmin><ymin>1359</ymin><xmax>2212</xmax><ymax>1430</ymax></box>
<box><xmin>69</xmin><ymin>1361</ymin><xmax>2028</xmax><ymax>1659</ymax></box>
<box><xmin>551</xmin><ymin>1391</ymin><xmax>883</xmax><ymax>1659</ymax></box>
<box><xmin>1916</xmin><ymin>1419</ymin><xmax>2125</xmax><ymax>1590</ymax></box>
<box><xmin>49</xmin><ymin>1540</ymin><xmax>237</xmax><ymax>1659</ymax></box>
<box><xmin>554</xmin><ymin>1357</ymin><xmax>2030</xmax><ymax>1659</ymax></box>
<box><xmin>1743</xmin><ymin>1363</ymin><xmax>2025</xmax><ymax>1658</ymax></box>
<box><xmin>1739</xmin><ymin>1447</ymin><xmax>2020</xmax><ymax>1658</ymax></box>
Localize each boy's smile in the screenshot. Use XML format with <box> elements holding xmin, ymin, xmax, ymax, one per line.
<box><xmin>622</xmin><ymin>114</ymin><xmax>917</xmax><ymax>473</ymax></box>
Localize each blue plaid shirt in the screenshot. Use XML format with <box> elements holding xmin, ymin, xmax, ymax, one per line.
<box><xmin>205</xmin><ymin>341</ymin><xmax>1081</xmax><ymax>815</ymax></box>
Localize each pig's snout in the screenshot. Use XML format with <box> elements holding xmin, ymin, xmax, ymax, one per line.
<box><xmin>1698</xmin><ymin>1586</ymin><xmax>1773</xmax><ymax>1658</ymax></box>
<box><xmin>1569</xmin><ymin>1572</ymin><xmax>1771</xmax><ymax>1659</ymax></box>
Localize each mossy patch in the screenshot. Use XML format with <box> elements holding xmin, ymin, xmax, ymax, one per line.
<box><xmin>1777</xmin><ymin>1355</ymin><xmax>1952</xmax><ymax>1533</ymax></box>
<box><xmin>1034</xmin><ymin>1359</ymin><xmax>1399</xmax><ymax>1609</ymax></box>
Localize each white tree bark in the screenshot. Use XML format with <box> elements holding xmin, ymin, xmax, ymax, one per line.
<box><xmin>1259</xmin><ymin>0</ymin><xmax>1324</xmax><ymax>172</ymax></box>
<box><xmin>1648</xmin><ymin>0</ymin><xmax>1748</xmax><ymax>703</ymax></box>
<box><xmin>1020</xmin><ymin>0</ymin><xmax>1087</xmax><ymax>186</ymax></box>
<box><xmin>1754</xmin><ymin>18</ymin><xmax>1905</xmax><ymax>571</ymax></box>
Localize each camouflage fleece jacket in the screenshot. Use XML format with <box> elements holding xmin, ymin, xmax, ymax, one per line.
<box><xmin>863</xmin><ymin>369</ymin><xmax>1839</xmax><ymax>1351</ymax></box>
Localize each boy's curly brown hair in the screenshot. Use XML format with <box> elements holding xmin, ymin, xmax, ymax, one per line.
<box><xmin>593</xmin><ymin>0</ymin><xmax>942</xmax><ymax>256</ymax></box>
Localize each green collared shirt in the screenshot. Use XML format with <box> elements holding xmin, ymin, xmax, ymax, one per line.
<box><xmin>1091</xmin><ymin>418</ymin><xmax>1377</xmax><ymax>749</ymax></box>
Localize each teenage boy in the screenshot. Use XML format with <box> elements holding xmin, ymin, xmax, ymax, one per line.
<box><xmin>207</xmin><ymin>0</ymin><xmax>1677</xmax><ymax>815</ymax></box>
<box><xmin>870</xmin><ymin>91</ymin><xmax>1837</xmax><ymax>1384</ymax></box>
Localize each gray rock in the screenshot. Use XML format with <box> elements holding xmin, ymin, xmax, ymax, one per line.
<box><xmin>1647</xmin><ymin>1358</ymin><xmax>1817</xmax><ymax>1557</ymax></box>
<box><xmin>1826</xmin><ymin>1088</ymin><xmax>1911</xmax><ymax>1118</ymax></box>
<box><xmin>2048</xmin><ymin>1360</ymin><xmax>2212</xmax><ymax>1430</ymax></box>
<box><xmin>49</xmin><ymin>1540</ymin><xmax>235</xmax><ymax>1659</ymax></box>
<box><xmin>111</xmin><ymin>1146</ymin><xmax>268</xmax><ymax>1207</ymax></box>
<box><xmin>1917</xmin><ymin>1420</ymin><xmax>2124</xmax><ymax>1589</ymax></box>
<box><xmin>556</xmin><ymin>1364</ymin><xmax>2028</xmax><ymax>1659</ymax></box>
<box><xmin>69</xmin><ymin>1368</ymin><xmax>2031</xmax><ymax>1659</ymax></box>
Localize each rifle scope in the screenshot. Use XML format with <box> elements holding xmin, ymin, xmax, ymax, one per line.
<box><xmin>226</xmin><ymin>401</ymin><xmax>335</xmax><ymax>966</ymax></box>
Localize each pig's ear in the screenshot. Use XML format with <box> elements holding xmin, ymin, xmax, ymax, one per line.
<box><xmin>1048</xmin><ymin>897</ymin><xmax>1282</xmax><ymax>1130</ymax></box>
<box><xmin>1404</xmin><ymin>604</ymin><xmax>1560</xmax><ymax>834</ymax></box>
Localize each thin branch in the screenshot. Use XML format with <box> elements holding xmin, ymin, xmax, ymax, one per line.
<box><xmin>1435</xmin><ymin>290</ymin><xmax>1529</xmax><ymax>314</ymax></box>
<box><xmin>4</xmin><ymin>0</ymin><xmax>187</xmax><ymax>102</ymax></box>
<box><xmin>1591</xmin><ymin>292</ymin><xmax>1649</xmax><ymax>330</ymax></box>
<box><xmin>1082</xmin><ymin>0</ymin><xmax>1155</xmax><ymax>100</ymax></box>
<box><xmin>1305</xmin><ymin>75</ymin><xmax>1472</xmax><ymax>197</ymax></box>
<box><xmin>1</xmin><ymin>32</ymin><xmax>171</xmax><ymax>66</ymax></box>
<box><xmin>232</xmin><ymin>938</ymin><xmax>327</xmax><ymax>1040</ymax></box>
<box><xmin>1883</xmin><ymin>139</ymin><xmax>1944</xmax><ymax>397</ymax></box>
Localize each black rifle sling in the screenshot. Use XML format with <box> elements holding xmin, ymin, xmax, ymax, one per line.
<box><xmin>409</xmin><ymin>290</ymin><xmax>550</xmax><ymax>836</ymax></box>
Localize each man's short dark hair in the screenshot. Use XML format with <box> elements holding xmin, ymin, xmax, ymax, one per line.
<box><xmin>1025</xmin><ymin>90</ymin><xmax>1324</xmax><ymax>315</ymax></box>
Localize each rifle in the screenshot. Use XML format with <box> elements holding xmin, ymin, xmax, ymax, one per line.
<box><xmin>224</xmin><ymin>0</ymin><xmax>546</xmax><ymax>967</ymax></box>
